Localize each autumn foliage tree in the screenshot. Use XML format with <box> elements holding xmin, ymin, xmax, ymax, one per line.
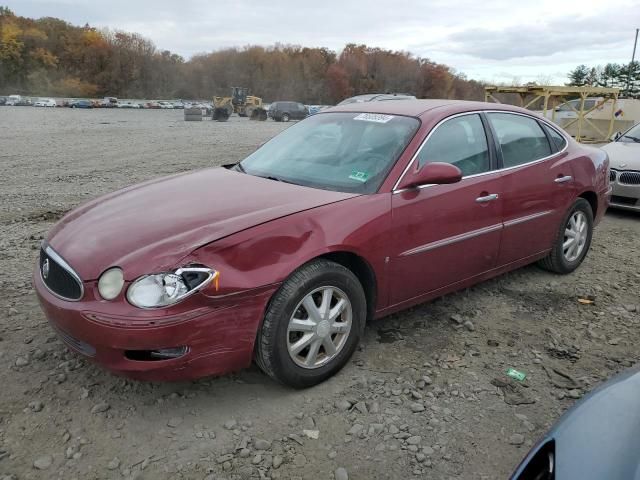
<box><xmin>0</xmin><ymin>7</ymin><xmax>484</xmax><ymax>102</ymax></box>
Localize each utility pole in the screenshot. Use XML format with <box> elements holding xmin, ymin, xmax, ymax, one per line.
<box><xmin>626</xmin><ymin>28</ymin><xmax>639</xmax><ymax>97</ymax></box>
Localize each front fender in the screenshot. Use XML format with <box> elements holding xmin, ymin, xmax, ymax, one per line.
<box><xmin>188</xmin><ymin>193</ymin><xmax>392</xmax><ymax>309</ymax></box>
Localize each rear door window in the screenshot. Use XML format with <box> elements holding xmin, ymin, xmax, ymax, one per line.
<box><xmin>487</xmin><ymin>113</ymin><xmax>552</xmax><ymax>168</ymax></box>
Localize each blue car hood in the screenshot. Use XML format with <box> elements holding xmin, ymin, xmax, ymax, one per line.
<box><xmin>512</xmin><ymin>366</ymin><xmax>640</xmax><ymax>479</ymax></box>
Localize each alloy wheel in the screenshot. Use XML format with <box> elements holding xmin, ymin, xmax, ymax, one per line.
<box><xmin>287</xmin><ymin>286</ymin><xmax>352</xmax><ymax>369</ymax></box>
<box><xmin>563</xmin><ymin>211</ymin><xmax>588</xmax><ymax>262</ymax></box>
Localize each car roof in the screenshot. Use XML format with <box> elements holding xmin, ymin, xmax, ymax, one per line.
<box><xmin>325</xmin><ymin>99</ymin><xmax>539</xmax><ymax>118</ymax></box>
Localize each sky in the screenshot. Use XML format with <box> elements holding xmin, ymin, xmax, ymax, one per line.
<box><xmin>7</xmin><ymin>0</ymin><xmax>640</xmax><ymax>84</ymax></box>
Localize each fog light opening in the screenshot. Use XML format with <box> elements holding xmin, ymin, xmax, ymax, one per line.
<box><xmin>125</xmin><ymin>346</ymin><xmax>188</xmax><ymax>361</ymax></box>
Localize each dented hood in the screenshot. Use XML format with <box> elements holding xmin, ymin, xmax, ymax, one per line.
<box><xmin>47</xmin><ymin>167</ymin><xmax>356</xmax><ymax>280</ymax></box>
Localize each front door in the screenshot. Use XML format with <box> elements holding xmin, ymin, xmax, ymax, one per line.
<box><xmin>390</xmin><ymin>113</ymin><xmax>503</xmax><ymax>306</ymax></box>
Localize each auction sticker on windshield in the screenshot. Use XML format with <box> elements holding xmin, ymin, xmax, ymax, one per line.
<box><xmin>354</xmin><ymin>113</ymin><xmax>395</xmax><ymax>123</ymax></box>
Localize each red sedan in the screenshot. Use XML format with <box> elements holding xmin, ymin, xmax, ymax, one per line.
<box><xmin>34</xmin><ymin>100</ymin><xmax>611</xmax><ymax>387</ymax></box>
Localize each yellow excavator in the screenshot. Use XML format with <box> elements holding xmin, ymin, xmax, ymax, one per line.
<box><xmin>213</xmin><ymin>87</ymin><xmax>267</xmax><ymax>121</ymax></box>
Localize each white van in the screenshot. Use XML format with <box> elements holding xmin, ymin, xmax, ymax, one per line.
<box><xmin>6</xmin><ymin>94</ymin><xmax>24</xmax><ymax>106</ymax></box>
<box><xmin>540</xmin><ymin>98</ymin><xmax>640</xmax><ymax>140</ymax></box>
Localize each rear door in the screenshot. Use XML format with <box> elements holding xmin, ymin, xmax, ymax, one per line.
<box><xmin>390</xmin><ymin>113</ymin><xmax>503</xmax><ymax>305</ymax></box>
<box><xmin>486</xmin><ymin>112</ymin><xmax>575</xmax><ymax>266</ymax></box>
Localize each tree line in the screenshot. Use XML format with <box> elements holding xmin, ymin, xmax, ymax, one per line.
<box><xmin>0</xmin><ymin>7</ymin><xmax>484</xmax><ymax>103</ymax></box>
<box><xmin>567</xmin><ymin>62</ymin><xmax>640</xmax><ymax>98</ymax></box>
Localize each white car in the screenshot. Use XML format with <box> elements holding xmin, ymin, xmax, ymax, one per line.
<box><xmin>117</xmin><ymin>101</ymin><xmax>140</xmax><ymax>109</ymax></box>
<box><xmin>158</xmin><ymin>101</ymin><xmax>174</xmax><ymax>109</ymax></box>
<box><xmin>601</xmin><ymin>123</ymin><xmax>640</xmax><ymax>212</ymax></box>
<box><xmin>33</xmin><ymin>98</ymin><xmax>57</xmax><ymax>107</ymax></box>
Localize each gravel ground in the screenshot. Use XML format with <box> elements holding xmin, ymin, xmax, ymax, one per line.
<box><xmin>0</xmin><ymin>107</ymin><xmax>639</xmax><ymax>480</ymax></box>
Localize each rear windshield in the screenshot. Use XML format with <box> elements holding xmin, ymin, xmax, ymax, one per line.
<box><xmin>239</xmin><ymin>112</ymin><xmax>419</xmax><ymax>194</ymax></box>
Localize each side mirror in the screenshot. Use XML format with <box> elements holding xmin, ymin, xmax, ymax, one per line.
<box><xmin>613</xmin><ymin>131</ymin><xmax>622</xmax><ymax>141</ymax></box>
<box><xmin>397</xmin><ymin>162</ymin><xmax>462</xmax><ymax>190</ymax></box>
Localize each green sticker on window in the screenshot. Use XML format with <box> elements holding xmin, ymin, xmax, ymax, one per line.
<box><xmin>349</xmin><ymin>171</ymin><xmax>370</xmax><ymax>182</ymax></box>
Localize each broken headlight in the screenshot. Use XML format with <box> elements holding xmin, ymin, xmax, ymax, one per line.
<box><xmin>127</xmin><ymin>267</ymin><xmax>217</xmax><ymax>308</ymax></box>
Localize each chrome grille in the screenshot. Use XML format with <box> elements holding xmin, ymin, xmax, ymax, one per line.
<box><xmin>619</xmin><ymin>171</ymin><xmax>640</xmax><ymax>186</ymax></box>
<box><xmin>609</xmin><ymin>170</ymin><xmax>617</xmax><ymax>182</ymax></box>
<box><xmin>40</xmin><ymin>246</ymin><xmax>83</xmax><ymax>301</ymax></box>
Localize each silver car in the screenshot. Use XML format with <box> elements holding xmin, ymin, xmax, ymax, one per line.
<box><xmin>601</xmin><ymin>124</ymin><xmax>640</xmax><ymax>212</ymax></box>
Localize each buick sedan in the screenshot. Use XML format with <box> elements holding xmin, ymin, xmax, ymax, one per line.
<box><xmin>34</xmin><ymin>100</ymin><xmax>611</xmax><ymax>387</ymax></box>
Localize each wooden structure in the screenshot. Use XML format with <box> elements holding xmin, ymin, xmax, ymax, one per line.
<box><xmin>484</xmin><ymin>85</ymin><xmax>620</xmax><ymax>143</ymax></box>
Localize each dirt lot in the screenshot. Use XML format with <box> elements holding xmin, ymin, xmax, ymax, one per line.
<box><xmin>0</xmin><ymin>107</ymin><xmax>639</xmax><ymax>480</ymax></box>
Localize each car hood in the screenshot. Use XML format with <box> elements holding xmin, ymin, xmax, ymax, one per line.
<box><xmin>47</xmin><ymin>167</ymin><xmax>356</xmax><ymax>280</ymax></box>
<box><xmin>601</xmin><ymin>142</ymin><xmax>640</xmax><ymax>170</ymax></box>
<box><xmin>511</xmin><ymin>367</ymin><xmax>640</xmax><ymax>480</ymax></box>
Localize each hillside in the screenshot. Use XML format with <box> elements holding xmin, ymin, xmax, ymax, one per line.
<box><xmin>0</xmin><ymin>7</ymin><xmax>484</xmax><ymax>102</ymax></box>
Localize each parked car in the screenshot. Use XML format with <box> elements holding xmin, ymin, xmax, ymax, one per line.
<box><xmin>158</xmin><ymin>101</ymin><xmax>174</xmax><ymax>109</ymax></box>
<box><xmin>100</xmin><ymin>97</ymin><xmax>118</xmax><ymax>108</ymax></box>
<box><xmin>116</xmin><ymin>101</ymin><xmax>139</xmax><ymax>109</ymax></box>
<box><xmin>511</xmin><ymin>366</ymin><xmax>640</xmax><ymax>480</ymax></box>
<box><xmin>0</xmin><ymin>96</ymin><xmax>7</xmax><ymax>106</ymax></box>
<box><xmin>69</xmin><ymin>100</ymin><xmax>93</xmax><ymax>109</ymax></box>
<box><xmin>268</xmin><ymin>101</ymin><xmax>308</xmax><ymax>121</ymax></box>
<box><xmin>306</xmin><ymin>105</ymin><xmax>326</xmax><ymax>115</ymax></box>
<box><xmin>33</xmin><ymin>98</ymin><xmax>57</xmax><ymax>107</ymax></box>
<box><xmin>144</xmin><ymin>102</ymin><xmax>161</xmax><ymax>109</ymax></box>
<box><xmin>6</xmin><ymin>94</ymin><xmax>32</xmax><ymax>106</ymax></box>
<box><xmin>172</xmin><ymin>101</ymin><xmax>185</xmax><ymax>109</ymax></box>
<box><xmin>600</xmin><ymin>122</ymin><xmax>640</xmax><ymax>212</ymax></box>
<box><xmin>34</xmin><ymin>100</ymin><xmax>610</xmax><ymax>387</ymax></box>
<box><xmin>338</xmin><ymin>93</ymin><xmax>416</xmax><ymax>105</ymax></box>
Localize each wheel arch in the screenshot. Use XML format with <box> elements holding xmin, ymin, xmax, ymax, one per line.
<box><xmin>578</xmin><ymin>190</ymin><xmax>598</xmax><ymax>218</ymax></box>
<box><xmin>258</xmin><ymin>249</ymin><xmax>378</xmax><ymax>330</ymax></box>
<box><xmin>318</xmin><ymin>251</ymin><xmax>377</xmax><ymax>323</ymax></box>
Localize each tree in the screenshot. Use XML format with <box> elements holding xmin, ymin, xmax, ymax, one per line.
<box><xmin>326</xmin><ymin>64</ymin><xmax>349</xmax><ymax>103</ymax></box>
<box><xmin>567</xmin><ymin>65</ymin><xmax>590</xmax><ymax>86</ymax></box>
<box><xmin>0</xmin><ymin>10</ymin><xmax>486</xmax><ymax>102</ymax></box>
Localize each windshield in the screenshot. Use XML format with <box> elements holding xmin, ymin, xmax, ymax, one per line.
<box><xmin>239</xmin><ymin>112</ymin><xmax>419</xmax><ymax>193</ymax></box>
<box><xmin>619</xmin><ymin>123</ymin><xmax>640</xmax><ymax>143</ymax></box>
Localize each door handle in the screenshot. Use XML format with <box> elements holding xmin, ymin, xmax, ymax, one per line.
<box><xmin>475</xmin><ymin>193</ymin><xmax>499</xmax><ymax>203</ymax></box>
<box><xmin>554</xmin><ymin>175</ymin><xmax>573</xmax><ymax>184</ymax></box>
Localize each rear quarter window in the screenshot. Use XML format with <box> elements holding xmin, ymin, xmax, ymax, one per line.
<box><xmin>544</xmin><ymin>124</ymin><xmax>568</xmax><ymax>151</ymax></box>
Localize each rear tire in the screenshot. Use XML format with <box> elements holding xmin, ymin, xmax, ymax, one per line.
<box><xmin>282</xmin><ymin>113</ymin><xmax>290</xmax><ymax>122</ymax></box>
<box><xmin>538</xmin><ymin>198</ymin><xmax>593</xmax><ymax>274</ymax></box>
<box><xmin>255</xmin><ymin>259</ymin><xmax>366</xmax><ymax>388</ymax></box>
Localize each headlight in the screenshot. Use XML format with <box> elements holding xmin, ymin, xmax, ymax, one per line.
<box><xmin>127</xmin><ymin>267</ymin><xmax>217</xmax><ymax>308</ymax></box>
<box><xmin>98</xmin><ymin>267</ymin><xmax>124</xmax><ymax>300</ymax></box>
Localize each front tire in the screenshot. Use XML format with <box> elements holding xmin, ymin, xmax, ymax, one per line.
<box><xmin>255</xmin><ymin>259</ymin><xmax>366</xmax><ymax>388</ymax></box>
<box><xmin>538</xmin><ymin>198</ymin><xmax>593</xmax><ymax>274</ymax></box>
<box><xmin>282</xmin><ymin>113</ymin><xmax>290</xmax><ymax>122</ymax></box>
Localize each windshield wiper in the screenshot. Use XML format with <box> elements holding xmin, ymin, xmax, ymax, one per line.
<box><xmin>234</xmin><ymin>162</ymin><xmax>246</xmax><ymax>173</ymax></box>
<box><xmin>622</xmin><ymin>134</ymin><xmax>640</xmax><ymax>143</ymax></box>
<box><xmin>261</xmin><ymin>175</ymin><xmax>296</xmax><ymax>185</ymax></box>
